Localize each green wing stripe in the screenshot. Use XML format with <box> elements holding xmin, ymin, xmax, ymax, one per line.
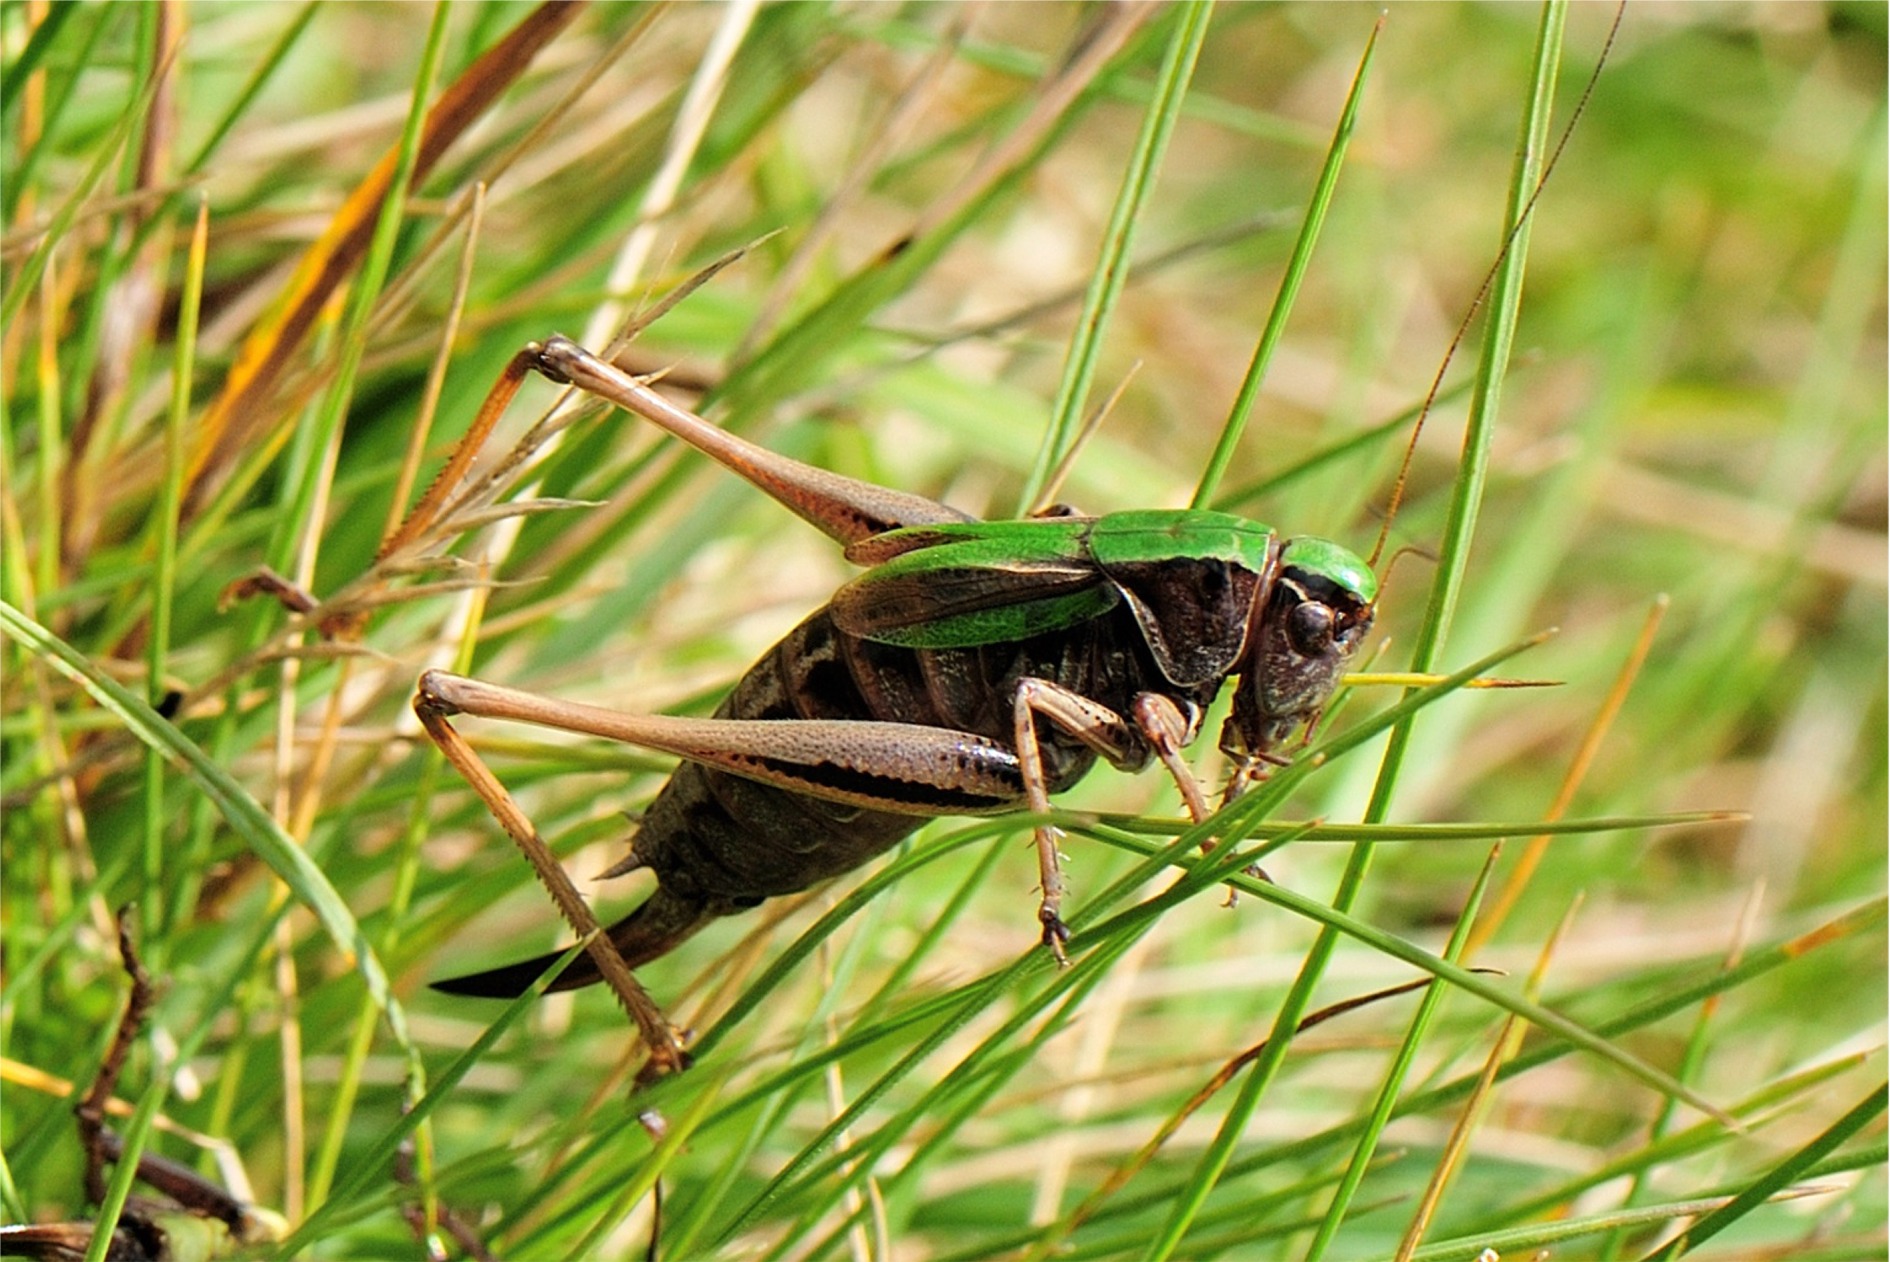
<box><xmin>1088</xmin><ymin>509</ymin><xmax>1275</xmax><ymax>570</ymax></box>
<box><xmin>844</xmin><ymin>517</ymin><xmax>1093</xmax><ymax>566</ymax></box>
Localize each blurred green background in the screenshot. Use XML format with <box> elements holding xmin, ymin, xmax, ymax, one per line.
<box><xmin>3</xmin><ymin>3</ymin><xmax>1882</xmax><ymax>1258</ymax></box>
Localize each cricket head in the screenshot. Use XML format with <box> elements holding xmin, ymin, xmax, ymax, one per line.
<box><xmin>1221</xmin><ymin>536</ymin><xmax>1377</xmax><ymax>770</ymax></box>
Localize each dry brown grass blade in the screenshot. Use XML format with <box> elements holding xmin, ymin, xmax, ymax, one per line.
<box><xmin>909</xmin><ymin>0</ymin><xmax>1158</xmax><ymax>247</ymax></box>
<box><xmin>380</xmin><ymin>183</ymin><xmax>486</xmax><ymax>546</ymax></box>
<box><xmin>76</xmin><ymin>910</ymin><xmax>154</xmax><ymax>1206</ymax></box>
<box><xmin>0</xmin><ymin>0</ymin><xmax>48</xmax><ymax>385</ymax></box>
<box><xmin>182</xmin><ymin>0</ymin><xmax>587</xmax><ymax>512</ymax></box>
<box><xmin>1392</xmin><ymin>894</ymin><xmax>1582</xmax><ymax>1262</ymax></box>
<box><xmin>1467</xmin><ymin>594</ymin><xmax>1669</xmax><ymax>957</ymax></box>
<box><xmin>63</xmin><ymin>0</ymin><xmax>183</xmax><ymax>574</ymax></box>
<box><xmin>737</xmin><ymin>4</ymin><xmax>977</xmax><ymax>358</ymax></box>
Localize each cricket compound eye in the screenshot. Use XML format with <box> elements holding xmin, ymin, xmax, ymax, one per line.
<box><xmin>1284</xmin><ymin>599</ymin><xmax>1336</xmax><ymax>657</ymax></box>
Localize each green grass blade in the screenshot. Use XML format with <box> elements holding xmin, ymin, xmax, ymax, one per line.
<box><xmin>138</xmin><ymin>196</ymin><xmax>207</xmax><ymax>963</ymax></box>
<box><xmin>274</xmin><ymin>4</ymin><xmax>449</xmax><ymax>565</ymax></box>
<box><xmin>707</xmin><ymin>824</ymin><xmax>1265</xmax><ymax>1249</ymax></box>
<box><xmin>691</xmin><ymin>821</ymin><xmax>1008</xmax><ymax>1062</ymax></box>
<box><xmin>273</xmin><ymin>941</ymin><xmax>593</xmax><ymax>1260</ymax></box>
<box><xmin>716</xmin><ymin>8</ymin><xmax>1150</xmax><ymax>422</ymax></box>
<box><xmin>1389</xmin><ymin>1190</ymin><xmax>1843</xmax><ymax>1262</ymax></box>
<box><xmin>1058</xmin><ymin>900</ymin><xmax>1883</xmax><ymax>1246</ymax></box>
<box><xmin>1018</xmin><ymin>0</ymin><xmax>1211</xmax><ymax>511</ymax></box>
<box><xmin>1498</xmin><ymin>1051</ymin><xmax>1874</xmax><ymax>1228</ymax></box>
<box><xmin>1</xmin><ymin>2</ymin><xmax>114</xmax><ymax>223</ymax></box>
<box><xmin>1209</xmin><ymin>375</ymin><xmax>1473</xmax><ymax>514</ymax></box>
<box><xmin>1635</xmin><ymin>1082</ymin><xmax>1888</xmax><ymax>1261</ymax></box>
<box><xmin>0</xmin><ymin>9</ymin><xmax>152</xmax><ymax>330</ymax></box>
<box><xmin>1080</xmin><ymin>827</ymin><xmax>1735</xmax><ymax>1127</ymax></box>
<box><xmin>0</xmin><ymin>0</ymin><xmax>78</xmax><ymax>115</ymax></box>
<box><xmin>80</xmin><ymin>1035</ymin><xmax>170</xmax><ymax>1262</ymax></box>
<box><xmin>1306</xmin><ymin>853</ymin><xmax>1501</xmax><ymax>1261</ymax></box>
<box><xmin>181</xmin><ymin>2</ymin><xmax>322</xmax><ymax>177</ymax></box>
<box><xmin>1093</xmin><ymin>811</ymin><xmax>1740</xmax><ymax>843</ymax></box>
<box><xmin>1190</xmin><ymin>15</ymin><xmax>1380</xmax><ymax>509</ymax></box>
<box><xmin>1303</xmin><ymin>6</ymin><xmax>1573</xmax><ymax>1255</ymax></box>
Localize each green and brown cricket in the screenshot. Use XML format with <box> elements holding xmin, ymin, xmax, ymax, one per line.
<box><xmin>411</xmin><ymin>17</ymin><xmax>1606</xmax><ymax>1082</ymax></box>
<box><xmin>414</xmin><ymin>337</ymin><xmax>1378</xmax><ymax>1076</ymax></box>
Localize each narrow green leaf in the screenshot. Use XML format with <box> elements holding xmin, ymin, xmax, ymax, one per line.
<box><xmin>1636</xmin><ymin>1082</ymin><xmax>1887</xmax><ymax>1261</ymax></box>
<box><xmin>274</xmin><ymin>941</ymin><xmax>595</xmax><ymax>1260</ymax></box>
<box><xmin>1021</xmin><ymin>0</ymin><xmax>1213</xmax><ymax>511</ymax></box>
<box><xmin>1191</xmin><ymin>14</ymin><xmax>1381</xmax><ymax>509</ymax></box>
<box><xmin>0</xmin><ymin>0</ymin><xmax>78</xmax><ymax>115</ymax></box>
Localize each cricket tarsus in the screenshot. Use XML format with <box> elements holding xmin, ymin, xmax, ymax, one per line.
<box><xmin>424</xmin><ymin>339</ymin><xmax>1377</xmax><ymax>1072</ymax></box>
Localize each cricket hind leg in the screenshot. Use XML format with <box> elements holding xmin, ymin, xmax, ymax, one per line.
<box><xmin>414</xmin><ymin>682</ymin><xmax>690</xmax><ymax>1079</ymax></box>
<box><xmin>383</xmin><ymin>331</ymin><xmax>975</xmax><ymax>582</ymax></box>
<box><xmin>432</xmin><ymin>883</ymin><xmax>716</xmax><ymax>998</ymax></box>
<box><xmin>531</xmin><ymin>336</ymin><xmax>976</xmax><ymax>546</ymax></box>
<box><xmin>415</xmin><ymin>667</ymin><xmax>1031</xmax><ymax>1063</ymax></box>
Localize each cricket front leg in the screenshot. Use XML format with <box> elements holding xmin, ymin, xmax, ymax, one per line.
<box><xmin>1010</xmin><ymin>685</ymin><xmax>1249</xmax><ymax>942</ymax></box>
<box><xmin>1129</xmin><ymin>692</ymin><xmax>1264</xmax><ymax>904</ymax></box>
<box><xmin>412</xmin><ymin>682</ymin><xmax>690</xmax><ymax>1083</ymax></box>
<box><xmin>1129</xmin><ymin>693</ymin><xmax>1213</xmax><ymax>829</ymax></box>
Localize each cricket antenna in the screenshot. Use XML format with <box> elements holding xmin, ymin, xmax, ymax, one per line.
<box><xmin>1368</xmin><ymin>2</ymin><xmax>1626</xmax><ymax>570</ymax></box>
<box><xmin>1373</xmin><ymin>542</ymin><xmax>1437</xmax><ymax>611</ymax></box>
